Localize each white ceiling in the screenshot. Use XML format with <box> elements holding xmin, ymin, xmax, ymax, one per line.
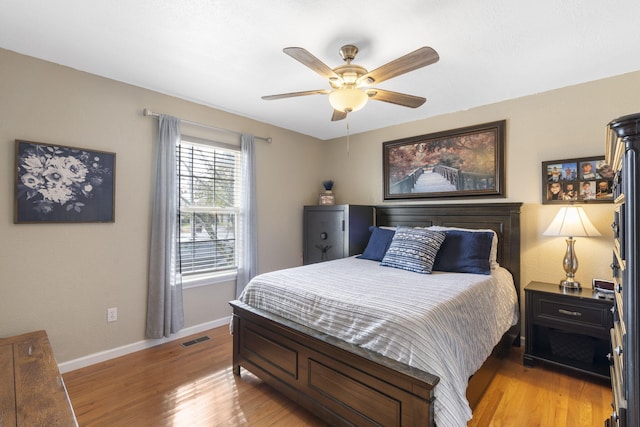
<box><xmin>1</xmin><ymin>0</ymin><xmax>640</xmax><ymax>140</ymax></box>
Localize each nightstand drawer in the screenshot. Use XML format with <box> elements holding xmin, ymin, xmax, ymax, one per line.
<box><xmin>531</xmin><ymin>293</ymin><xmax>612</xmax><ymax>337</ymax></box>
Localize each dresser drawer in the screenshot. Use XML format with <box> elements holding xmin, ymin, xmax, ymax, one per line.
<box><xmin>610</xmin><ymin>327</ymin><xmax>627</xmax><ymax>427</ymax></box>
<box><xmin>531</xmin><ymin>293</ymin><xmax>612</xmax><ymax>337</ymax></box>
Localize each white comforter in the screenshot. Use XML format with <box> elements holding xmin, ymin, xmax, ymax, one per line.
<box><xmin>238</xmin><ymin>256</ymin><xmax>519</xmax><ymax>427</ymax></box>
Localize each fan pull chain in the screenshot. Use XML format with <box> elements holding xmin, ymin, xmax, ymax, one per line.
<box><xmin>346</xmin><ymin>117</ymin><xmax>350</xmax><ymax>156</ymax></box>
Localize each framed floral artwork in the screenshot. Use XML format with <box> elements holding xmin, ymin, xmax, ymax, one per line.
<box><xmin>14</xmin><ymin>140</ymin><xmax>115</xmax><ymax>223</ymax></box>
<box><xmin>541</xmin><ymin>155</ymin><xmax>613</xmax><ymax>204</ymax></box>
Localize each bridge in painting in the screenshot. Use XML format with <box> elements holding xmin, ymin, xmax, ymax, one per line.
<box><xmin>390</xmin><ymin>165</ymin><xmax>494</xmax><ymax>194</ymax></box>
<box><xmin>413</xmin><ymin>169</ymin><xmax>457</xmax><ymax>192</ymax></box>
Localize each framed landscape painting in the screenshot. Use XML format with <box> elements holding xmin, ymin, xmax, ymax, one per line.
<box><xmin>383</xmin><ymin>120</ymin><xmax>506</xmax><ymax>200</ymax></box>
<box><xmin>15</xmin><ymin>140</ymin><xmax>116</xmax><ymax>223</ymax></box>
<box><xmin>541</xmin><ymin>155</ymin><xmax>613</xmax><ymax>204</ymax></box>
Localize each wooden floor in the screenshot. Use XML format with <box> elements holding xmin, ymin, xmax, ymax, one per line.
<box><xmin>63</xmin><ymin>326</ymin><xmax>612</xmax><ymax>426</ymax></box>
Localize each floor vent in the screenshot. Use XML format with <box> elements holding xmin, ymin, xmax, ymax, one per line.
<box><xmin>181</xmin><ymin>335</ymin><xmax>211</xmax><ymax>347</ymax></box>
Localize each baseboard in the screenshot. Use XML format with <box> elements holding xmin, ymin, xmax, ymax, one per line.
<box><xmin>58</xmin><ymin>316</ymin><xmax>231</xmax><ymax>374</ymax></box>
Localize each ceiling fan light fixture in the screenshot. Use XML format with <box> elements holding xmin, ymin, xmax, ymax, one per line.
<box><xmin>329</xmin><ymin>86</ymin><xmax>368</xmax><ymax>113</ymax></box>
<box><xmin>263</xmin><ymin>44</ymin><xmax>439</xmax><ymax>121</ymax></box>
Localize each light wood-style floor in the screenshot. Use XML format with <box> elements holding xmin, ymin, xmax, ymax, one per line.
<box><xmin>63</xmin><ymin>326</ymin><xmax>612</xmax><ymax>426</ymax></box>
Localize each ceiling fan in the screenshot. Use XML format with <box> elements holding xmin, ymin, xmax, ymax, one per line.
<box><xmin>262</xmin><ymin>44</ymin><xmax>439</xmax><ymax>121</ymax></box>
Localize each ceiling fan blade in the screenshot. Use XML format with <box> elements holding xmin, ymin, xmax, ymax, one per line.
<box><xmin>283</xmin><ymin>47</ymin><xmax>342</xmax><ymax>82</ymax></box>
<box><xmin>358</xmin><ymin>47</ymin><xmax>439</xmax><ymax>85</ymax></box>
<box><xmin>367</xmin><ymin>89</ymin><xmax>426</xmax><ymax>108</ymax></box>
<box><xmin>331</xmin><ymin>110</ymin><xmax>347</xmax><ymax>121</ymax></box>
<box><xmin>262</xmin><ymin>89</ymin><xmax>330</xmax><ymax>100</ymax></box>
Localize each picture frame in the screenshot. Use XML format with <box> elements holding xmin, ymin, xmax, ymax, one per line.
<box><xmin>541</xmin><ymin>155</ymin><xmax>613</xmax><ymax>204</ymax></box>
<box><xmin>15</xmin><ymin>140</ymin><xmax>116</xmax><ymax>223</ymax></box>
<box><xmin>383</xmin><ymin>120</ymin><xmax>506</xmax><ymax>200</ymax></box>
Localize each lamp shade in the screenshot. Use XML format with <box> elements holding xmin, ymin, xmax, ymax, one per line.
<box><xmin>543</xmin><ymin>206</ymin><xmax>601</xmax><ymax>237</ymax></box>
<box><xmin>329</xmin><ymin>86</ymin><xmax>368</xmax><ymax>113</ymax></box>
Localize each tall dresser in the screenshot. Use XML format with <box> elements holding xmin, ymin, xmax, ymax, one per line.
<box><xmin>303</xmin><ymin>205</ymin><xmax>373</xmax><ymax>265</ymax></box>
<box><xmin>606</xmin><ymin>112</ymin><xmax>640</xmax><ymax>427</ymax></box>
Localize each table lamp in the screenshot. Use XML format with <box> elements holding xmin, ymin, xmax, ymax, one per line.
<box><xmin>543</xmin><ymin>206</ymin><xmax>601</xmax><ymax>290</ymax></box>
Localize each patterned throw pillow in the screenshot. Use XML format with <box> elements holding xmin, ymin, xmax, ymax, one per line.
<box><xmin>380</xmin><ymin>226</ymin><xmax>446</xmax><ymax>274</ymax></box>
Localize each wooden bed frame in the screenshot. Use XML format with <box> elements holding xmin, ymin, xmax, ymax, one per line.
<box><xmin>230</xmin><ymin>203</ymin><xmax>522</xmax><ymax>426</ymax></box>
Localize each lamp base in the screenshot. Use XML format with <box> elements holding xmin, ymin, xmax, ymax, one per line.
<box><xmin>559</xmin><ymin>279</ymin><xmax>581</xmax><ymax>290</ymax></box>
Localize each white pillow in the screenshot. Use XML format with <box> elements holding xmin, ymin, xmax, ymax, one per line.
<box><xmin>428</xmin><ymin>226</ymin><xmax>499</xmax><ymax>269</ymax></box>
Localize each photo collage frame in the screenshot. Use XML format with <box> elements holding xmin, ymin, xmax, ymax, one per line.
<box><xmin>542</xmin><ymin>156</ymin><xmax>613</xmax><ymax>204</ymax></box>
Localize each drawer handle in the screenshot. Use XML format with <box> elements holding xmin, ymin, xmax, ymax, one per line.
<box><xmin>28</xmin><ymin>345</ymin><xmax>33</xmax><ymax>356</ymax></box>
<box><xmin>615</xmin><ymin>345</ymin><xmax>623</xmax><ymax>356</ymax></box>
<box><xmin>558</xmin><ymin>309</ymin><xmax>582</xmax><ymax>316</ymax></box>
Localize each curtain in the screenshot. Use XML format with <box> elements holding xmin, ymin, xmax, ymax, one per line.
<box><xmin>236</xmin><ymin>133</ymin><xmax>258</xmax><ymax>298</ymax></box>
<box><xmin>146</xmin><ymin>114</ymin><xmax>184</xmax><ymax>338</ymax></box>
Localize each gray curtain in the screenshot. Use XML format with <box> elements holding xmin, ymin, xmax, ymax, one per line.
<box><xmin>236</xmin><ymin>133</ymin><xmax>258</xmax><ymax>298</ymax></box>
<box><xmin>146</xmin><ymin>114</ymin><xmax>184</xmax><ymax>338</ymax></box>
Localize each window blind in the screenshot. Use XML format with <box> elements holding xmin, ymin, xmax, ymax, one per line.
<box><xmin>177</xmin><ymin>140</ymin><xmax>241</xmax><ymax>275</ymax></box>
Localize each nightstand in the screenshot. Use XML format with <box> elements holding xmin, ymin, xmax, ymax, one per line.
<box><xmin>523</xmin><ymin>281</ymin><xmax>613</xmax><ymax>380</ymax></box>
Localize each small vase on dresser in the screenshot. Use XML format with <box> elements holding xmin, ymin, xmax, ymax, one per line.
<box><xmin>318</xmin><ymin>180</ymin><xmax>336</xmax><ymax>205</ymax></box>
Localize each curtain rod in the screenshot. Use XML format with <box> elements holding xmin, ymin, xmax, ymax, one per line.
<box><xmin>142</xmin><ymin>108</ymin><xmax>272</xmax><ymax>143</ymax></box>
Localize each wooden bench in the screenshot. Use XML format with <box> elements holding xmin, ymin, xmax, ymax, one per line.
<box><xmin>0</xmin><ymin>330</ymin><xmax>77</xmax><ymax>426</ymax></box>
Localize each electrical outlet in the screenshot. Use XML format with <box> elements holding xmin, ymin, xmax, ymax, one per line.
<box><xmin>107</xmin><ymin>307</ymin><xmax>118</xmax><ymax>322</ymax></box>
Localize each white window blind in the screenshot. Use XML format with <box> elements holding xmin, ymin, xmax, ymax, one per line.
<box><xmin>177</xmin><ymin>139</ymin><xmax>241</xmax><ymax>276</ymax></box>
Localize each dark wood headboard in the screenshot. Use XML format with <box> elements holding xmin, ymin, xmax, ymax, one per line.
<box><xmin>375</xmin><ymin>203</ymin><xmax>522</xmax><ymax>335</ymax></box>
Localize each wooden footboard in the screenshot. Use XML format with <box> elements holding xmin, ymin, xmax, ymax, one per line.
<box><xmin>230</xmin><ymin>300</ymin><xmax>439</xmax><ymax>427</ymax></box>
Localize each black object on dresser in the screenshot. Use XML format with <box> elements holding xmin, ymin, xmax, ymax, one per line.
<box><xmin>604</xmin><ymin>113</ymin><xmax>640</xmax><ymax>427</ymax></box>
<box><xmin>524</xmin><ymin>281</ymin><xmax>613</xmax><ymax>380</ymax></box>
<box><xmin>303</xmin><ymin>205</ymin><xmax>373</xmax><ymax>265</ymax></box>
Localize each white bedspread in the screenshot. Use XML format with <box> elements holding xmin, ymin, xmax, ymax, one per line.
<box><xmin>238</xmin><ymin>256</ymin><xmax>519</xmax><ymax>427</ymax></box>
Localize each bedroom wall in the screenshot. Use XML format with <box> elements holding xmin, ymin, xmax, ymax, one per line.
<box><xmin>0</xmin><ymin>48</ymin><xmax>324</xmax><ymax>363</ymax></box>
<box><xmin>323</xmin><ymin>70</ymin><xmax>640</xmax><ymax>328</ymax></box>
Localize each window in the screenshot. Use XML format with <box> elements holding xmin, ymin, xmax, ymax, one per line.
<box><xmin>177</xmin><ymin>138</ymin><xmax>241</xmax><ymax>277</ymax></box>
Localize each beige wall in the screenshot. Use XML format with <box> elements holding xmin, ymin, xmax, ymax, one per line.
<box><xmin>323</xmin><ymin>71</ymin><xmax>640</xmax><ymax>319</ymax></box>
<box><xmin>0</xmin><ymin>48</ymin><xmax>324</xmax><ymax>362</ymax></box>
<box><xmin>1</xmin><ymin>46</ymin><xmax>639</xmax><ymax>364</ymax></box>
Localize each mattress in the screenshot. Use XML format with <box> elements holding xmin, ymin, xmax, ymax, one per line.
<box><xmin>238</xmin><ymin>256</ymin><xmax>519</xmax><ymax>427</ymax></box>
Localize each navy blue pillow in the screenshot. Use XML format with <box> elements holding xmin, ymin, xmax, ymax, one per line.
<box><xmin>357</xmin><ymin>226</ymin><xmax>396</xmax><ymax>261</ymax></box>
<box><xmin>433</xmin><ymin>230</ymin><xmax>493</xmax><ymax>274</ymax></box>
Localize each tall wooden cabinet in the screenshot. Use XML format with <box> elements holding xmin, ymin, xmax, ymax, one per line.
<box><xmin>303</xmin><ymin>205</ymin><xmax>373</xmax><ymax>265</ymax></box>
<box><xmin>605</xmin><ymin>112</ymin><xmax>640</xmax><ymax>427</ymax></box>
